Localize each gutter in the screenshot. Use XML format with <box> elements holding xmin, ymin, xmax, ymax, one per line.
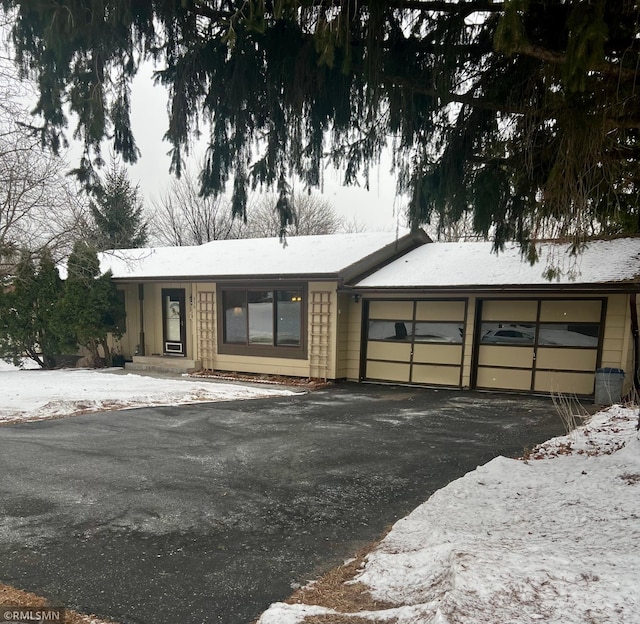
<box><xmin>341</xmin><ymin>283</ymin><xmax>640</xmax><ymax>296</ymax></box>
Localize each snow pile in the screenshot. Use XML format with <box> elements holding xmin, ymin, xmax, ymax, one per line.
<box><xmin>0</xmin><ymin>366</ymin><xmax>297</xmax><ymax>425</ymax></box>
<box><xmin>259</xmin><ymin>406</ymin><xmax>640</xmax><ymax>624</ymax></box>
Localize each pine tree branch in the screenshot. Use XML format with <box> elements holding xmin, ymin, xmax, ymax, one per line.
<box><xmin>514</xmin><ymin>43</ymin><xmax>638</xmax><ymax>82</ymax></box>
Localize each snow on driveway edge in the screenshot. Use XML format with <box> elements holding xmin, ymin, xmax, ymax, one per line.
<box><xmin>258</xmin><ymin>406</ymin><xmax>640</xmax><ymax>624</ymax></box>
<box><xmin>0</xmin><ymin>368</ymin><xmax>298</xmax><ymax>425</ymax></box>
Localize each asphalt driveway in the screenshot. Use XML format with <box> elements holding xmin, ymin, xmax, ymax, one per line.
<box><xmin>0</xmin><ymin>383</ymin><xmax>565</xmax><ymax>624</ymax></box>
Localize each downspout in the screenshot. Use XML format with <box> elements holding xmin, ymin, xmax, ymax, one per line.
<box><xmin>630</xmin><ymin>293</ymin><xmax>639</xmax><ymax>392</ymax></box>
<box><xmin>138</xmin><ymin>283</ymin><xmax>146</xmax><ymax>356</ymax></box>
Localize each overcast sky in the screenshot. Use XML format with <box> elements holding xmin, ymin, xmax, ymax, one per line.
<box><xmin>125</xmin><ymin>63</ymin><xmax>404</xmax><ymax>231</ymax></box>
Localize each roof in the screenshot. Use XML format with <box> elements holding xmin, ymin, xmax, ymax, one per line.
<box><xmin>99</xmin><ymin>230</ymin><xmax>425</xmax><ymax>281</ymax></box>
<box><xmin>355</xmin><ymin>238</ymin><xmax>640</xmax><ymax>289</ymax></box>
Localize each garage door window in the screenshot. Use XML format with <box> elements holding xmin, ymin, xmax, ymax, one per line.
<box><xmin>538</xmin><ymin>323</ymin><xmax>599</xmax><ymax>347</ymax></box>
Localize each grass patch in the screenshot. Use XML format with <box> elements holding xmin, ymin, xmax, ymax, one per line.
<box><xmin>0</xmin><ymin>583</ymin><xmax>117</xmax><ymax>624</ymax></box>
<box><xmin>284</xmin><ymin>533</ymin><xmax>396</xmax><ymax>616</ymax></box>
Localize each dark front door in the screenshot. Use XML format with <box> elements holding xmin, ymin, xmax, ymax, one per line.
<box><xmin>162</xmin><ymin>288</ymin><xmax>186</xmax><ymax>356</ymax></box>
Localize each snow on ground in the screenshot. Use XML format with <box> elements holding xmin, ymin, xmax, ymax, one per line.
<box><xmin>259</xmin><ymin>405</ymin><xmax>640</xmax><ymax>624</ymax></box>
<box><xmin>0</xmin><ymin>361</ymin><xmax>297</xmax><ymax>425</ymax></box>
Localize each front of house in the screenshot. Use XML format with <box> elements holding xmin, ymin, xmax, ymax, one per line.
<box><xmin>103</xmin><ymin>233</ymin><xmax>640</xmax><ymax>399</ymax></box>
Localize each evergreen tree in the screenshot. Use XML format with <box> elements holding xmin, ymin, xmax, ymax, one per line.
<box><xmin>4</xmin><ymin>1</ymin><xmax>640</xmax><ymax>255</ymax></box>
<box><xmin>58</xmin><ymin>241</ymin><xmax>125</xmax><ymax>366</ymax></box>
<box><xmin>89</xmin><ymin>159</ymin><xmax>148</xmax><ymax>250</ymax></box>
<box><xmin>0</xmin><ymin>249</ymin><xmax>69</xmax><ymax>368</ymax></box>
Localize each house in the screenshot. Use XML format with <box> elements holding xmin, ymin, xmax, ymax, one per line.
<box><xmin>102</xmin><ymin>232</ymin><xmax>640</xmax><ymax>398</ymax></box>
<box><xmin>100</xmin><ymin>230</ymin><xmax>428</xmax><ymax>380</ymax></box>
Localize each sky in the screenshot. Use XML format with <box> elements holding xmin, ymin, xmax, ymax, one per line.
<box><xmin>124</xmin><ymin>63</ymin><xmax>404</xmax><ymax>232</ymax></box>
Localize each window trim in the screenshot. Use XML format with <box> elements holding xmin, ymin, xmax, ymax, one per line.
<box><xmin>217</xmin><ymin>283</ymin><xmax>308</xmax><ymax>359</ymax></box>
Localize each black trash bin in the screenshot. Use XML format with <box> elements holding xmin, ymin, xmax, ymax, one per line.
<box><xmin>594</xmin><ymin>368</ymin><xmax>625</xmax><ymax>405</ymax></box>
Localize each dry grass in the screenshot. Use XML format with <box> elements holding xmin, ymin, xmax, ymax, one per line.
<box><xmin>4</xmin><ymin>530</ymin><xmax>394</xmax><ymax>624</ymax></box>
<box><xmin>0</xmin><ymin>583</ymin><xmax>117</xmax><ymax>624</ymax></box>
<box><xmin>283</xmin><ymin>533</ymin><xmax>397</xmax><ymax>621</ymax></box>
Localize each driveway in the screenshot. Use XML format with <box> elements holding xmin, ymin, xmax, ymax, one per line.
<box><xmin>0</xmin><ymin>383</ymin><xmax>564</xmax><ymax>624</ymax></box>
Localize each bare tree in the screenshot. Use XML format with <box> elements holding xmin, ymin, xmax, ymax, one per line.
<box><xmin>0</xmin><ymin>136</ymin><xmax>88</xmax><ymax>277</ymax></box>
<box><xmin>148</xmin><ymin>170</ymin><xmax>244</xmax><ymax>246</ymax></box>
<box><xmin>244</xmin><ymin>192</ymin><xmax>340</xmax><ymax>238</ymax></box>
<box><xmin>0</xmin><ymin>14</ymin><xmax>88</xmax><ymax>278</ymax></box>
<box><xmin>421</xmin><ymin>212</ymin><xmax>485</xmax><ymax>243</ymax></box>
<box><xmin>338</xmin><ymin>215</ymin><xmax>369</xmax><ymax>234</ymax></box>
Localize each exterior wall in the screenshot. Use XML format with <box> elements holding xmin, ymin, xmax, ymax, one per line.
<box><xmin>192</xmin><ymin>280</ymin><xmax>341</xmax><ymax>379</ymax></box>
<box><xmin>602</xmin><ymin>293</ymin><xmax>635</xmax><ymax>396</ymax></box>
<box><xmin>116</xmin><ymin>280</ymin><xmax>637</xmax><ymax>394</ymax></box>
<box><xmin>106</xmin><ymin>283</ymin><xmax>140</xmax><ymax>360</ymax></box>
<box><xmin>113</xmin><ymin>281</ymin><xmax>195</xmax><ymax>360</ymax></box>
<box><xmin>461</xmin><ymin>295</ymin><xmax>477</xmax><ymax>388</ymax></box>
<box><xmin>336</xmin><ymin>294</ymin><xmax>363</xmax><ymax>379</ymax></box>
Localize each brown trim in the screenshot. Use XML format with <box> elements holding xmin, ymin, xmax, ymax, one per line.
<box><xmin>358</xmin><ymin>299</ymin><xmax>370</xmax><ymax>381</ymax></box>
<box><xmin>216</xmin><ymin>283</ymin><xmax>308</xmax><ymax>360</ymax></box>
<box><xmin>340</xmin><ymin>230</ymin><xmax>431</xmax><ymax>285</ymax></box>
<box><xmin>347</xmin><ymin>284</ymin><xmax>640</xmax><ymax>295</ymax></box>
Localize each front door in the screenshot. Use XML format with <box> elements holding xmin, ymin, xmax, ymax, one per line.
<box><xmin>162</xmin><ymin>288</ymin><xmax>186</xmax><ymax>356</ymax></box>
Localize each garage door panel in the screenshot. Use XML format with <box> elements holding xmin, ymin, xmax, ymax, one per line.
<box><xmin>364</xmin><ymin>299</ymin><xmax>465</xmax><ymax>387</ymax></box>
<box><xmin>536</xmin><ymin>348</ymin><xmax>598</xmax><ymax>372</ymax></box>
<box><xmin>413</xmin><ymin>343</ymin><xmax>463</xmax><ymax>365</ymax></box>
<box><xmin>540</xmin><ymin>300</ymin><xmax>602</xmax><ymax>322</ymax></box>
<box><xmin>366</xmin><ymin>361</ymin><xmax>410</xmax><ymax>383</ymax></box>
<box><xmin>412</xmin><ymin>364</ymin><xmax>460</xmax><ymax>386</ymax></box>
<box><xmin>368</xmin><ymin>300</ymin><xmax>413</xmax><ymax>320</ymax></box>
<box><xmin>475</xmin><ymin>298</ymin><xmax>603</xmax><ymax>396</ymax></box>
<box><xmin>367</xmin><ymin>341</ymin><xmax>412</xmax><ymax>362</ymax></box>
<box><xmin>534</xmin><ymin>371</ymin><xmax>595</xmax><ymax>395</ymax></box>
<box><xmin>415</xmin><ymin>300</ymin><xmax>465</xmax><ymax>322</ymax></box>
<box><xmin>481</xmin><ymin>300</ymin><xmax>537</xmax><ymax>322</ymax></box>
<box><xmin>478</xmin><ymin>346</ymin><xmax>534</xmax><ymax>368</ymax></box>
<box><xmin>476</xmin><ymin>367</ymin><xmax>532</xmax><ymax>391</ymax></box>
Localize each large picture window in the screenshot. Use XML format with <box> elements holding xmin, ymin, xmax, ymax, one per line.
<box><xmin>219</xmin><ymin>286</ymin><xmax>306</xmax><ymax>357</ymax></box>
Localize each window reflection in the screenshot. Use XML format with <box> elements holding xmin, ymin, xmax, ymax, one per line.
<box><xmin>480</xmin><ymin>322</ymin><xmax>599</xmax><ymax>347</ymax></box>
<box><xmin>368</xmin><ymin>320</ymin><xmax>463</xmax><ymax>343</ymax></box>
<box><xmin>224</xmin><ymin>291</ymin><xmax>247</xmax><ymax>343</ymax></box>
<box><xmin>223</xmin><ymin>288</ymin><xmax>302</xmax><ymax>348</ymax></box>
<box><xmin>276</xmin><ymin>290</ymin><xmax>302</xmax><ymax>346</ymax></box>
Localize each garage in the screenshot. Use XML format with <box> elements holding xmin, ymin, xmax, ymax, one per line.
<box><xmin>473</xmin><ymin>298</ymin><xmax>604</xmax><ymax>395</ymax></box>
<box><xmin>363</xmin><ymin>299</ymin><xmax>467</xmax><ymax>387</ymax></box>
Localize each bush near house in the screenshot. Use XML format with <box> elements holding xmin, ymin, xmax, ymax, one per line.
<box><xmin>56</xmin><ymin>242</ymin><xmax>125</xmax><ymax>367</ymax></box>
<box><xmin>0</xmin><ymin>243</ymin><xmax>125</xmax><ymax>369</ymax></box>
<box><xmin>0</xmin><ymin>249</ymin><xmax>72</xmax><ymax>368</ymax></box>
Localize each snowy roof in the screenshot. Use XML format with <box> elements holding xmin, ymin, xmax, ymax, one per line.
<box><xmin>100</xmin><ymin>230</ymin><xmax>421</xmax><ymax>280</ymax></box>
<box><xmin>356</xmin><ymin>238</ymin><xmax>640</xmax><ymax>289</ymax></box>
